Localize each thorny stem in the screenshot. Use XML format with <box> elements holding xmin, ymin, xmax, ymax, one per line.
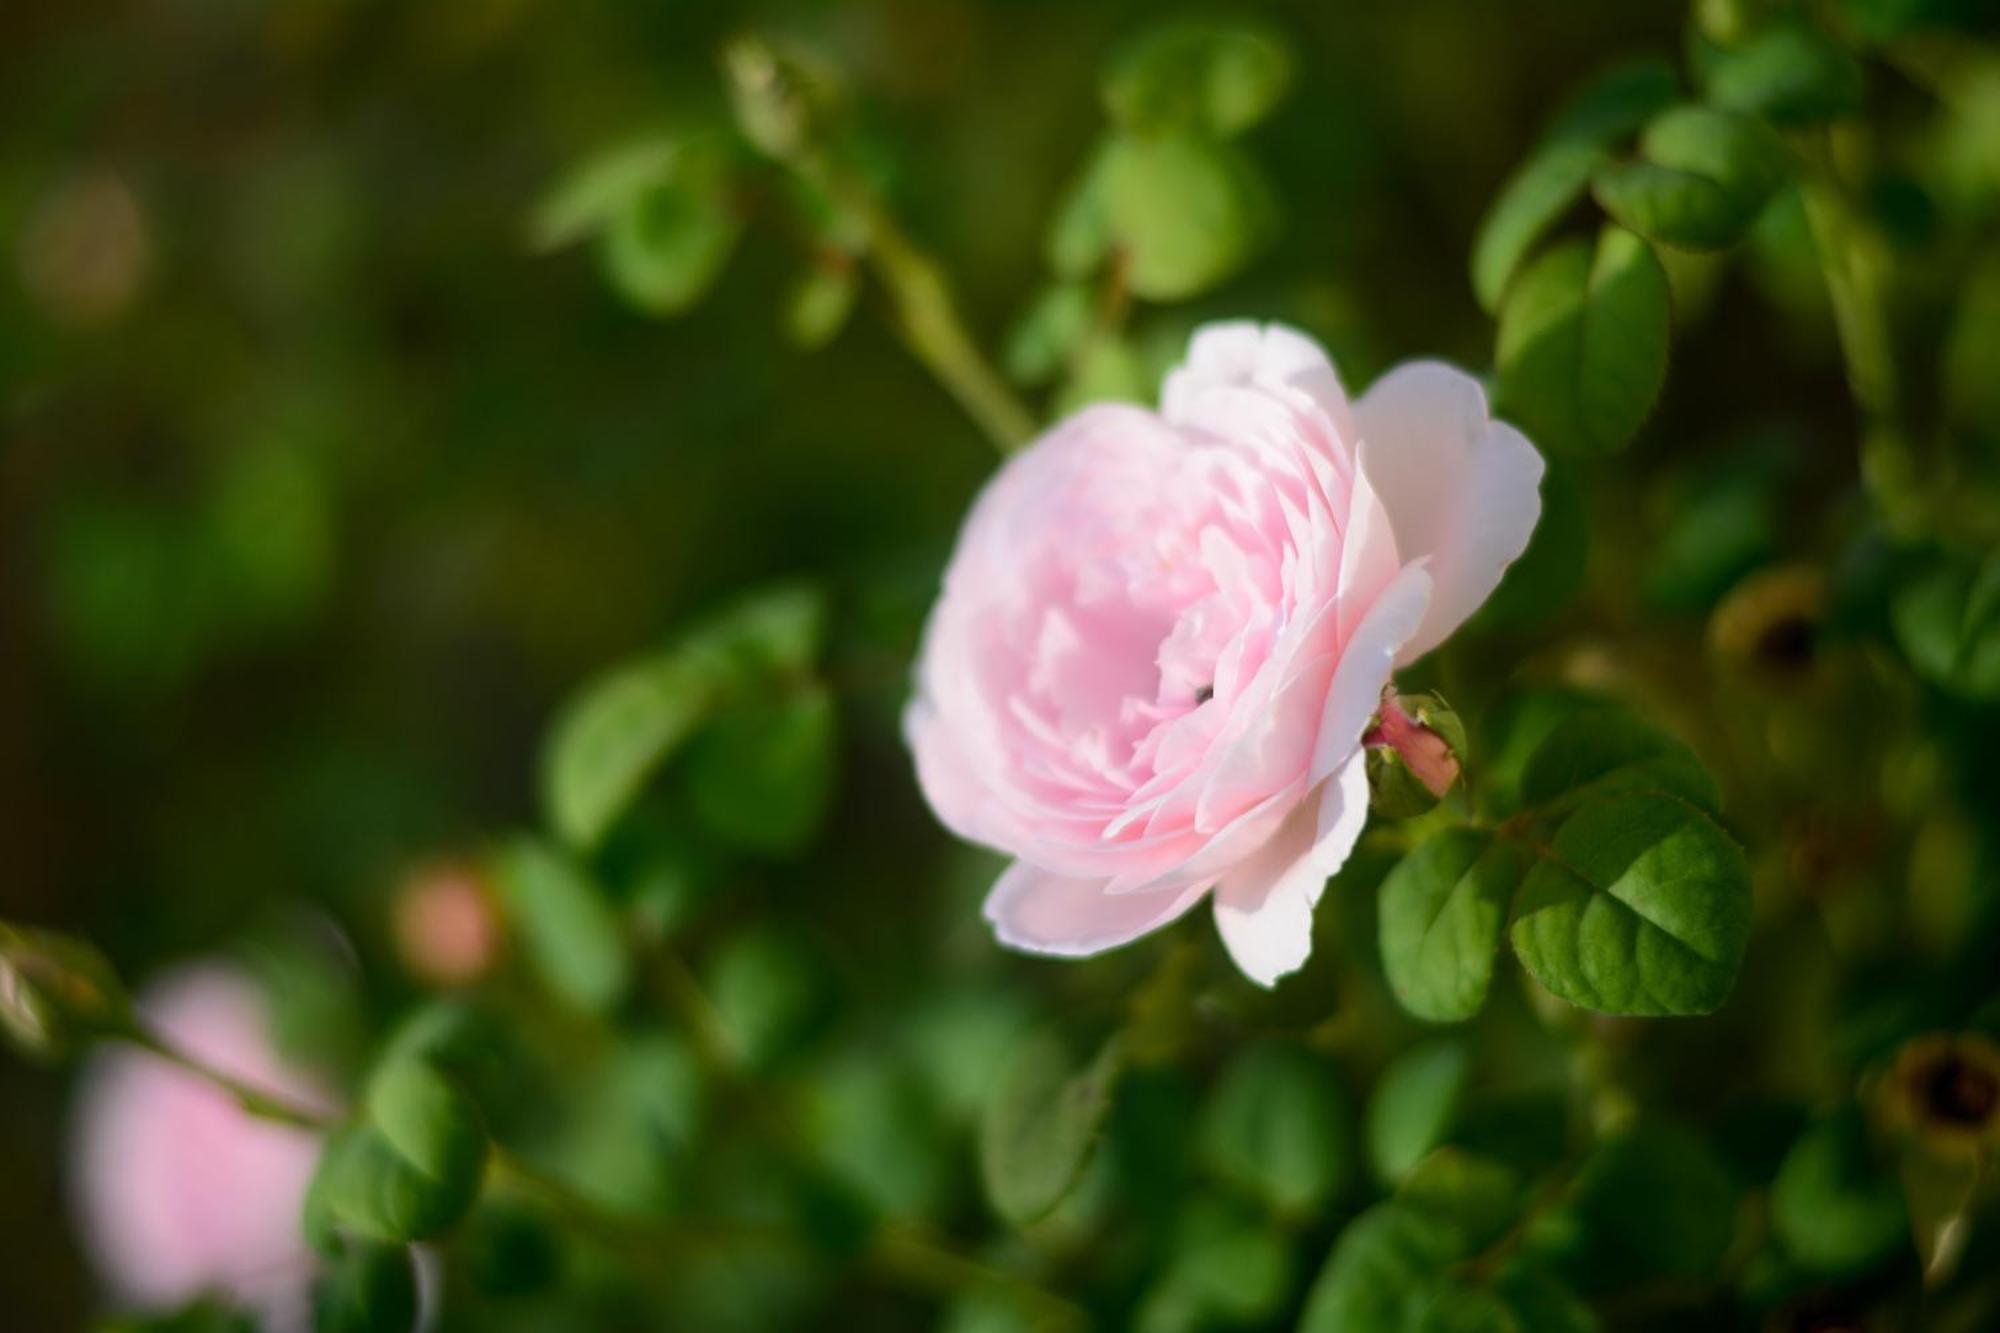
<box><xmin>724</xmin><ymin>34</ymin><xmax>1037</xmax><ymax>454</ymax></box>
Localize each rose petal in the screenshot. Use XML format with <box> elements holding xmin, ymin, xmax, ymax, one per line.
<box><xmin>1163</xmin><ymin>321</ymin><xmax>1356</xmax><ymax>444</ymax></box>
<box><xmin>1355</xmin><ymin>361</ymin><xmax>1544</xmax><ymax>663</ymax></box>
<box><xmin>1309</xmin><ymin>561</ymin><xmax>1433</xmax><ymax>782</ymax></box>
<box><xmin>983</xmin><ymin>862</ymin><xmax>1212</xmax><ymax>957</ymax></box>
<box><xmin>1211</xmin><ymin>754</ymin><xmax>1371</xmax><ymax>986</ymax></box>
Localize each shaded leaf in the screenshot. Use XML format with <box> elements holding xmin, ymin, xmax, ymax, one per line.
<box><xmin>492</xmin><ymin>838</ymin><xmax>632</xmax><ymax>1015</ymax></box>
<box><xmin>684</xmin><ymin>684</ymin><xmax>837</xmax><ymax>856</ymax></box>
<box><xmin>1495</xmin><ymin>226</ymin><xmax>1670</xmax><ymax>457</ymax></box>
<box><xmin>1771</xmin><ymin>1108</ymin><xmax>1909</xmax><ymax>1275</ymax></box>
<box><xmin>1102</xmin><ymin>20</ymin><xmax>1294</xmax><ymax>138</ymax></box>
<box><xmin>1379</xmin><ymin>831</ymin><xmax>1519</xmax><ymax>1023</ymax></box>
<box><xmin>1367</xmin><ymin>1040</ymin><xmax>1472</xmax><ymax>1183</ymax></box>
<box><xmin>1705</xmin><ymin>24</ymin><xmax>1865</xmax><ymax>127</ymax></box>
<box><xmin>979</xmin><ymin>1031</ymin><xmax>1124</xmax><ymax>1227</ymax></box>
<box><xmin>1593</xmin><ymin>105</ymin><xmax>1787</xmax><ymax>251</ymax></box>
<box><xmin>1200</xmin><ymin>1040</ymin><xmax>1351</xmax><ymax>1217</ymax></box>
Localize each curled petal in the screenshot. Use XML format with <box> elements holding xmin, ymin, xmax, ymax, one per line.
<box><xmin>1309</xmin><ymin>562</ymin><xmax>1434</xmax><ymax>782</ymax></box>
<box><xmin>983</xmin><ymin>862</ymin><xmax>1212</xmax><ymax>958</ymax></box>
<box><xmin>1212</xmin><ymin>755</ymin><xmax>1371</xmax><ymax>986</ymax></box>
<box><xmin>1355</xmin><ymin>361</ymin><xmax>1544</xmax><ymax>663</ymax></box>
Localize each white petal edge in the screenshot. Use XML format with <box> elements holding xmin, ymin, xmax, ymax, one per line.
<box><xmin>984</xmin><ymin>862</ymin><xmax>1212</xmax><ymax>958</ymax></box>
<box><xmin>1354</xmin><ymin>360</ymin><xmax>1545</xmax><ymax>664</ymax></box>
<box><xmin>1309</xmin><ymin>561</ymin><xmax>1433</xmax><ymax>782</ymax></box>
<box><xmin>1162</xmin><ymin>320</ymin><xmax>1354</xmax><ymax>440</ymax></box>
<box><xmin>1212</xmin><ymin>754</ymin><xmax>1371</xmax><ymax>987</ymax></box>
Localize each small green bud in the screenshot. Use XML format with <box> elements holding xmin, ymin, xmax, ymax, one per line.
<box><xmin>0</xmin><ymin>923</ymin><xmax>132</xmax><ymax>1062</ymax></box>
<box><xmin>1363</xmin><ymin>691</ymin><xmax>1468</xmax><ymax>818</ymax></box>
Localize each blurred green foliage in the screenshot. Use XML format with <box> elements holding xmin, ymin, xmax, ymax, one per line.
<box><xmin>6</xmin><ymin>1</ymin><xmax>2000</xmax><ymax>1331</ymax></box>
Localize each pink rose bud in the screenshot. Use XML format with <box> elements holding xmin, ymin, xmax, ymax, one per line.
<box><xmin>68</xmin><ymin>964</ymin><xmax>335</xmax><ymax>1331</ymax></box>
<box><xmin>1363</xmin><ymin>689</ymin><xmax>1466</xmax><ymax>817</ymax></box>
<box><xmin>906</xmin><ymin>322</ymin><xmax>1542</xmax><ymax>985</ymax></box>
<box><xmin>393</xmin><ymin>860</ymin><xmax>503</xmax><ymax>988</ymax></box>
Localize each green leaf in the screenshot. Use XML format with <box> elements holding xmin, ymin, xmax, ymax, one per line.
<box><xmin>1101</xmin><ymin>20</ymin><xmax>1293</xmax><ymax>137</ymax></box>
<box><xmin>1495</xmin><ymin>225</ymin><xmax>1670</xmax><ymax>457</ymax></box>
<box><xmin>1529</xmin><ymin>1120</ymin><xmax>1738</xmax><ymax>1293</ymax></box>
<box><xmin>1892</xmin><ymin>549</ymin><xmax>2000</xmax><ymax>702</ymax></box>
<box><xmin>460</xmin><ymin>1204</ymin><xmax>561</xmax><ymax>1298</ymax></box>
<box><xmin>1770</xmin><ymin>1108</ymin><xmax>1909</xmax><ymax>1275</ymax></box>
<box><xmin>542</xmin><ymin>652</ymin><xmax>714</xmax><ymax>850</ymax></box>
<box><xmin>1301</xmin><ymin>1152</ymin><xmax>1532</xmax><ymax>1333</ymax></box>
<box><xmin>1509</xmin><ymin>792</ymin><xmax>1751</xmax><ymax>1016</ymax></box>
<box><xmin>1592</xmin><ymin>105</ymin><xmax>1787</xmax><ymax>251</ymax></box>
<box><xmin>708</xmin><ymin>927</ymin><xmax>835</xmax><ymax>1070</ymax></box>
<box><xmin>540</xmin><ymin>584</ymin><xmax>826</xmax><ymax>849</ymax></box>
<box><xmin>1398</xmin><ymin>1150</ymin><xmax>1524</xmax><ymax>1254</ymax></box>
<box><xmin>684</xmin><ymin>684</ymin><xmax>837</xmax><ymax>856</ymax></box>
<box><xmin>1367</xmin><ymin>1041</ymin><xmax>1472</xmax><ymax>1184</ymax></box>
<box><xmin>528</xmin><ymin>137</ymin><xmax>680</xmax><ymax>251</ymax></box>
<box><xmin>308</xmin><ymin>1055</ymin><xmax>488</xmax><ymax>1248</ymax></box>
<box><xmin>1379</xmin><ymin>832</ymin><xmax>1520</xmax><ymax>1023</ymax></box>
<box><xmin>1103</xmin><ymin>133</ymin><xmax>1272</xmax><ymax>301</ymax></box>
<box><xmin>1055</xmin><ymin>336</ymin><xmax>1148</xmax><ymax>414</ymax></box>
<box><xmin>313</xmin><ymin>1243</ymin><xmax>418</xmax><ymax>1333</ymax></box>
<box><xmin>491</xmin><ymin>837</ymin><xmax>632</xmax><ymax>1014</ymax></box>
<box><xmin>1474</xmin><ymin>462</ymin><xmax>1590</xmax><ymax>628</ymax></box>
<box><xmin>1136</xmin><ymin>1198</ymin><xmax>1294</xmax><ymax>1333</ymax></box>
<box><xmin>1705</xmin><ymin>24</ymin><xmax>1865</xmax><ymax>126</ymax></box>
<box><xmin>1297</xmin><ymin>1201</ymin><xmax>1466</xmax><ymax>1333</ymax></box>
<box><xmin>597</xmin><ymin>138</ymin><xmax>742</xmax><ymax>315</ymax></box>
<box><xmin>1046</xmin><ymin>145</ymin><xmax>1113</xmax><ymax>280</ymax></box>
<box><xmin>364</xmin><ymin>1056</ymin><xmax>488</xmax><ymax>1192</ymax></box>
<box><xmin>1514</xmin><ymin>703</ymin><xmax>1721</xmax><ymax>815</ymax></box>
<box><xmin>978</xmin><ymin>1031</ymin><xmax>1124</xmax><ymax>1227</ymax></box>
<box><xmin>1544</xmin><ymin>58</ymin><xmax>1682</xmax><ymax>146</ymax></box>
<box><xmin>677</xmin><ymin>582</ymin><xmax>828</xmax><ymax>679</ymax></box>
<box><xmin>1199</xmin><ymin>1040</ymin><xmax>1351</xmax><ymax>1217</ymax></box>
<box><xmin>1491</xmin><ymin>1259</ymin><xmax>1600</xmax><ymax>1333</ymax></box>
<box><xmin>783</xmin><ymin>262</ymin><xmax>858</xmax><ymax>349</ymax></box>
<box><xmin>1005</xmin><ymin>283</ymin><xmax>1096</xmax><ymax>386</ymax></box>
<box><xmin>1471</xmin><ymin>142</ymin><xmax>1601</xmax><ymax>314</ymax></box>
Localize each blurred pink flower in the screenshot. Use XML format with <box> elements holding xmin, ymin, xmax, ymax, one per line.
<box><xmin>69</xmin><ymin>964</ymin><xmax>335</xmax><ymax>1329</ymax></box>
<box><xmin>907</xmin><ymin>323</ymin><xmax>1542</xmax><ymax>984</ymax></box>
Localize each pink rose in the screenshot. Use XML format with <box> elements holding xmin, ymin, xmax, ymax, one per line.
<box><xmin>906</xmin><ymin>322</ymin><xmax>1542</xmax><ymax>985</ymax></box>
<box><xmin>69</xmin><ymin>964</ymin><xmax>334</xmax><ymax>1329</ymax></box>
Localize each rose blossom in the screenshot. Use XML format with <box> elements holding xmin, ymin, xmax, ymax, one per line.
<box><xmin>69</xmin><ymin>963</ymin><xmax>334</xmax><ymax>1329</ymax></box>
<box><xmin>906</xmin><ymin>322</ymin><xmax>1542</xmax><ymax>985</ymax></box>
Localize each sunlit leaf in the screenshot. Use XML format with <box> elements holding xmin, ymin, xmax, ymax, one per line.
<box><xmin>1509</xmin><ymin>792</ymin><xmax>1750</xmax><ymax>1016</ymax></box>
<box><xmin>1103</xmin><ymin>133</ymin><xmax>1272</xmax><ymax>301</ymax></box>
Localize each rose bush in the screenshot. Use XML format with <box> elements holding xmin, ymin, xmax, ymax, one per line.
<box><xmin>907</xmin><ymin>322</ymin><xmax>1543</xmax><ymax>984</ymax></box>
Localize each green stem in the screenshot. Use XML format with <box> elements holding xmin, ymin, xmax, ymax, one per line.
<box><xmin>1794</xmin><ymin>129</ymin><xmax>1922</xmax><ymax>532</ymax></box>
<box><xmin>725</xmin><ymin>35</ymin><xmax>1037</xmax><ymax>454</ymax></box>
<box><xmin>123</xmin><ymin>1024</ymin><xmax>331</xmax><ymax>1131</ymax></box>
<box><xmin>872</xmin><ymin>1225</ymin><xmax>1091</xmax><ymax>1332</ymax></box>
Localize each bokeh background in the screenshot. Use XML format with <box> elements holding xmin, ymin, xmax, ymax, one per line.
<box><xmin>5</xmin><ymin>1</ymin><xmax>1999</xmax><ymax>1330</ymax></box>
